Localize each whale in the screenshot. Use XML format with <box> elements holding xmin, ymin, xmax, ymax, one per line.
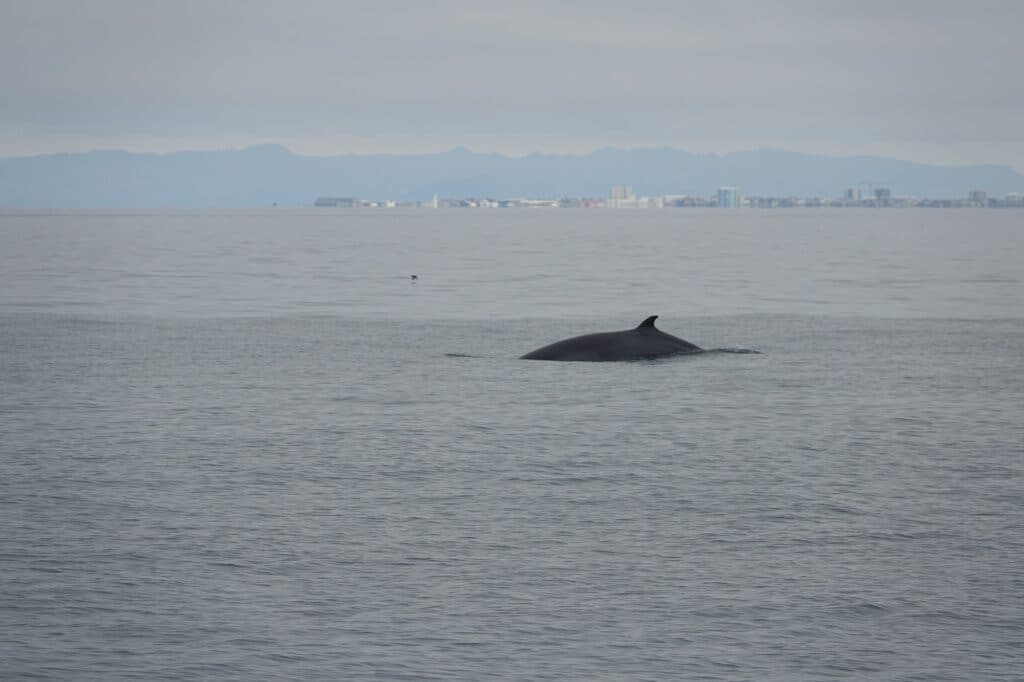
<box><xmin>520</xmin><ymin>316</ymin><xmax>702</xmax><ymax>361</ymax></box>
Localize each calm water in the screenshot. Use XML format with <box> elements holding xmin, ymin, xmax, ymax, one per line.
<box><xmin>2</xmin><ymin>209</ymin><xmax>1023</xmax><ymax>680</ymax></box>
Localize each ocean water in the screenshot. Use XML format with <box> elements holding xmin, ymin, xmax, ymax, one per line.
<box><xmin>1</xmin><ymin>209</ymin><xmax>1022</xmax><ymax>680</ymax></box>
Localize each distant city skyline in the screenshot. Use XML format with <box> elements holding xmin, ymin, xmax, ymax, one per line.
<box><xmin>1</xmin><ymin>2</ymin><xmax>1022</xmax><ymax>171</ymax></box>
<box><xmin>2</xmin><ymin>145</ymin><xmax>1021</xmax><ymax>208</ymax></box>
<box><xmin>315</xmin><ymin>186</ymin><xmax>1024</xmax><ymax>210</ymax></box>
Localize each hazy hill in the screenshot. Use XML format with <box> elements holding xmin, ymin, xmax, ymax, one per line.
<box><xmin>1</xmin><ymin>144</ymin><xmax>1021</xmax><ymax>207</ymax></box>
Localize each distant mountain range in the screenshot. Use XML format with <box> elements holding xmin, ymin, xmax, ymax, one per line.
<box><xmin>1</xmin><ymin>144</ymin><xmax>1021</xmax><ymax>208</ymax></box>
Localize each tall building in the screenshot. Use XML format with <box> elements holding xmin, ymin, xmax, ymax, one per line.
<box><xmin>717</xmin><ymin>186</ymin><xmax>741</xmax><ymax>208</ymax></box>
<box><xmin>609</xmin><ymin>185</ymin><xmax>636</xmax><ymax>208</ymax></box>
<box><xmin>845</xmin><ymin>187</ymin><xmax>861</xmax><ymax>202</ymax></box>
<box><xmin>969</xmin><ymin>190</ymin><xmax>988</xmax><ymax>206</ymax></box>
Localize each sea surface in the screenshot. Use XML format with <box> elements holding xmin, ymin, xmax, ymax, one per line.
<box><xmin>1</xmin><ymin>208</ymin><xmax>1022</xmax><ymax>680</ymax></box>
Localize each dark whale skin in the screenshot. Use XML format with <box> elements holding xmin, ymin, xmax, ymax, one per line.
<box><xmin>520</xmin><ymin>316</ymin><xmax>701</xmax><ymax>362</ymax></box>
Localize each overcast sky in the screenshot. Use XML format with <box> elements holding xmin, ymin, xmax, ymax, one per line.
<box><xmin>2</xmin><ymin>0</ymin><xmax>1022</xmax><ymax>168</ymax></box>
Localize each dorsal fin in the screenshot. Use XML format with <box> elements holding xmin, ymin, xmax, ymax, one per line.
<box><xmin>636</xmin><ymin>315</ymin><xmax>658</xmax><ymax>329</ymax></box>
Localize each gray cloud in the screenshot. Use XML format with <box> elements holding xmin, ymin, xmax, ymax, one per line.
<box><xmin>2</xmin><ymin>0</ymin><xmax>1022</xmax><ymax>168</ymax></box>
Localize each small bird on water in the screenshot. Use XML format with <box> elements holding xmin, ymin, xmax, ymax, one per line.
<box><xmin>410</xmin><ymin>274</ymin><xmax>418</xmax><ymax>281</ymax></box>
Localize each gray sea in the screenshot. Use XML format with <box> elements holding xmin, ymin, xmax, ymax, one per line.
<box><xmin>2</xmin><ymin>208</ymin><xmax>1023</xmax><ymax>680</ymax></box>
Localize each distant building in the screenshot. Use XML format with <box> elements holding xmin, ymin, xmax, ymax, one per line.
<box><xmin>845</xmin><ymin>187</ymin><xmax>861</xmax><ymax>202</ymax></box>
<box><xmin>314</xmin><ymin>196</ymin><xmax>359</xmax><ymax>207</ymax></box>
<box><xmin>609</xmin><ymin>185</ymin><xmax>637</xmax><ymax>208</ymax></box>
<box><xmin>968</xmin><ymin>190</ymin><xmax>988</xmax><ymax>206</ymax></box>
<box><xmin>717</xmin><ymin>186</ymin><xmax>741</xmax><ymax>208</ymax></box>
<box><xmin>872</xmin><ymin>187</ymin><xmax>892</xmax><ymax>207</ymax></box>
<box><xmin>611</xmin><ymin>185</ymin><xmax>634</xmax><ymax>201</ymax></box>
<box><xmin>667</xmin><ymin>195</ymin><xmax>711</xmax><ymax>207</ymax></box>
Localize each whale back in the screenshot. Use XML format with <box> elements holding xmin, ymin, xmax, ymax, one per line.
<box><xmin>520</xmin><ymin>316</ymin><xmax>701</xmax><ymax>361</ymax></box>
